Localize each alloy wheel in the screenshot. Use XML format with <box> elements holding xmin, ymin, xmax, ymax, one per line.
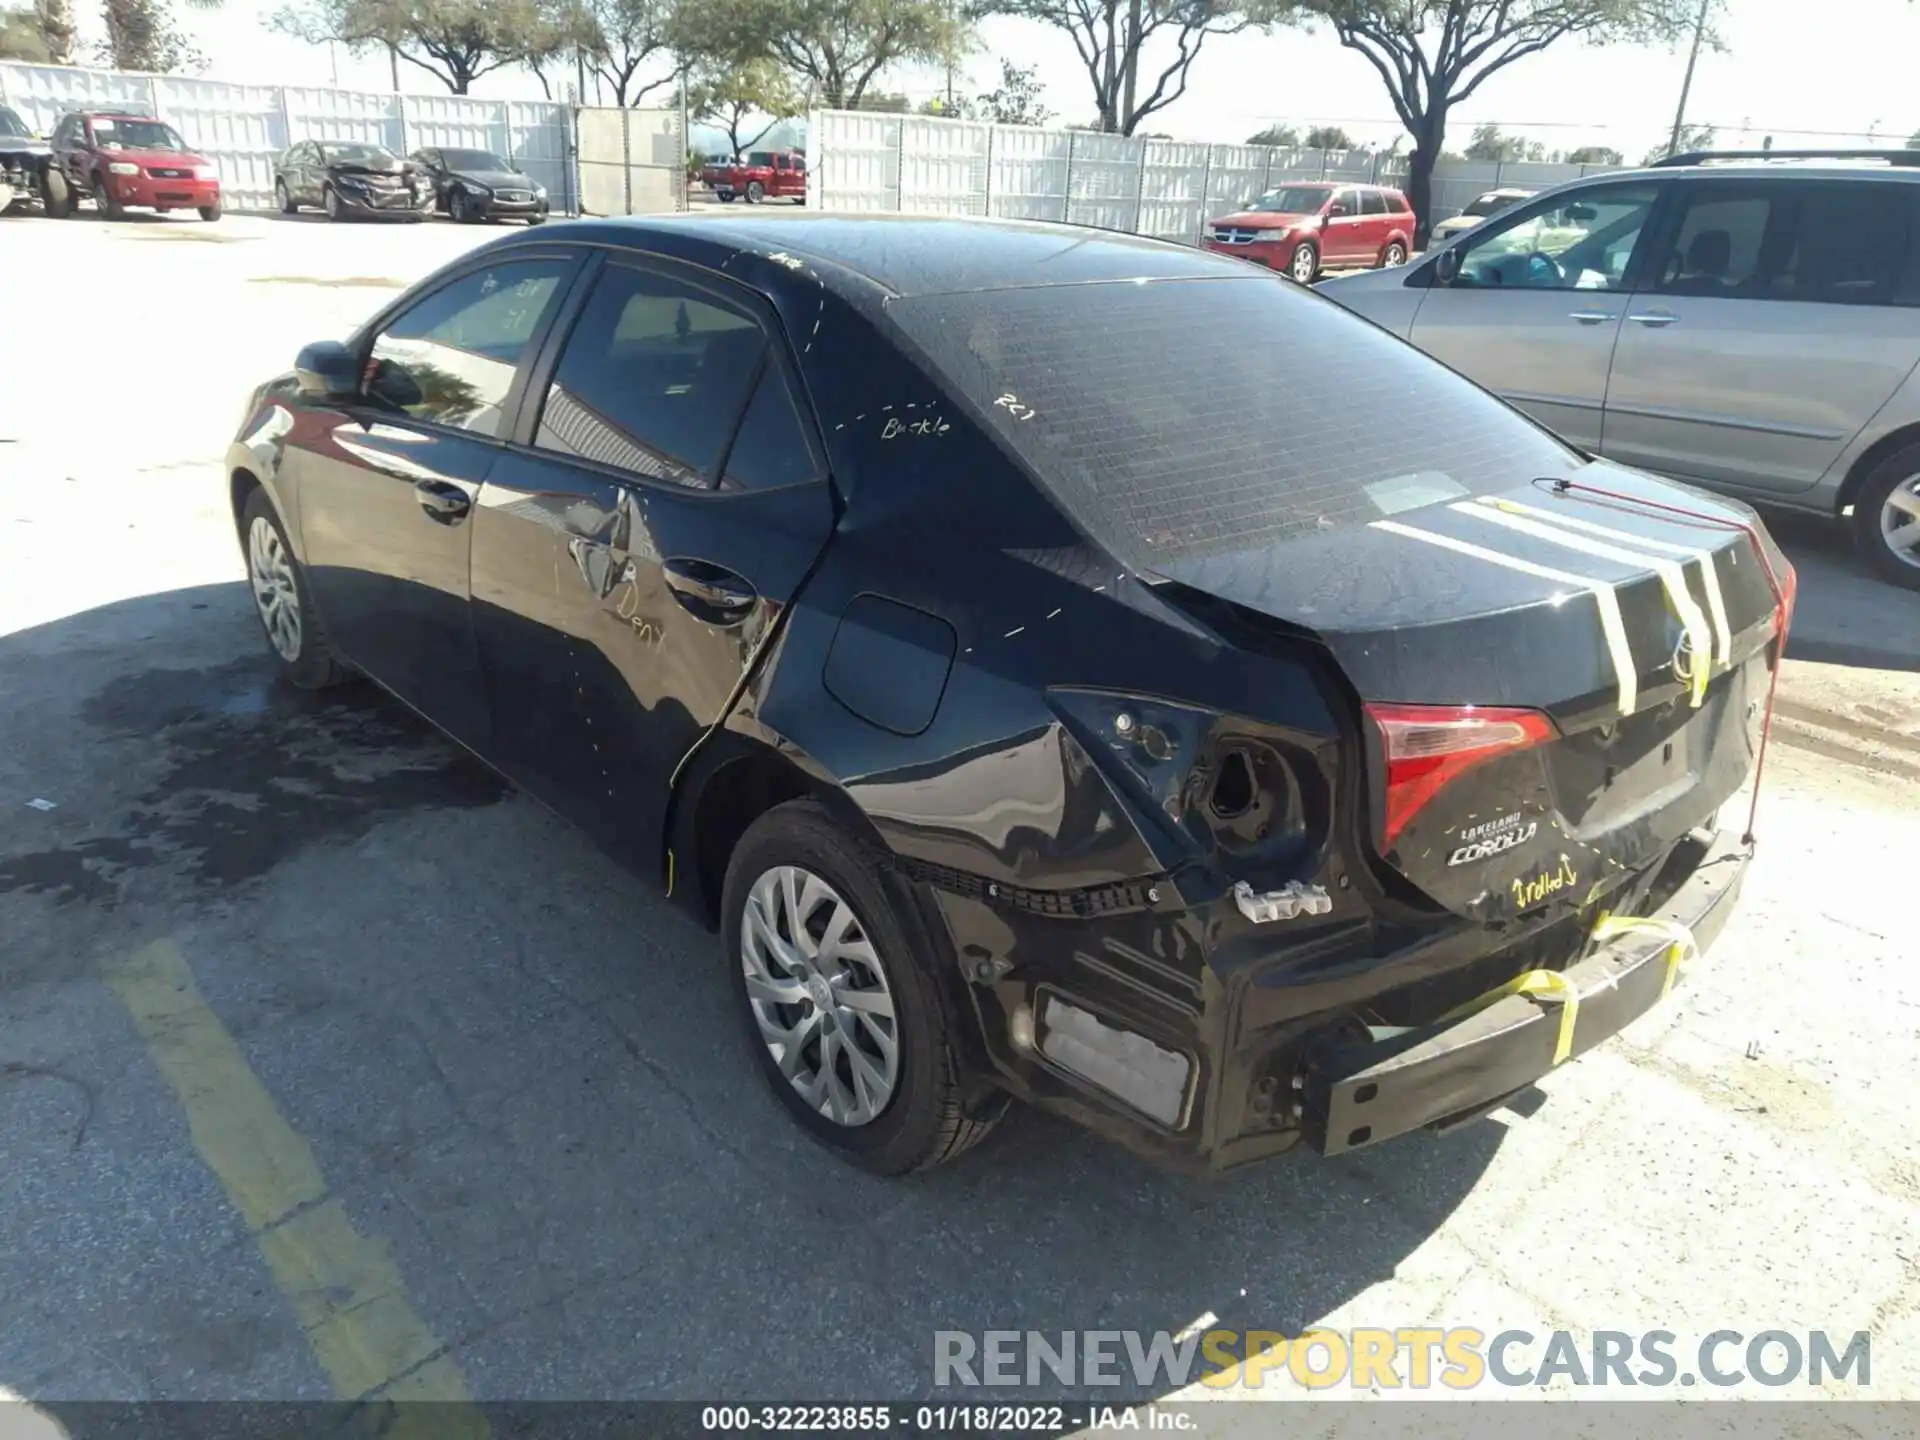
<box><xmin>1384</xmin><ymin>242</ymin><xmax>1407</xmax><ymax>267</ymax></box>
<box><xmin>1291</xmin><ymin>244</ymin><xmax>1316</xmax><ymax>283</ymax></box>
<box><xmin>1881</xmin><ymin>473</ymin><xmax>1920</xmax><ymax>570</ymax></box>
<box><xmin>247</xmin><ymin>515</ymin><xmax>302</xmax><ymax>662</ymax></box>
<box><xmin>740</xmin><ymin>864</ymin><xmax>900</xmax><ymax>1127</ymax></box>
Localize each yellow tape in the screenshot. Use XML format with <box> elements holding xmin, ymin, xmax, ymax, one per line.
<box><xmin>1592</xmin><ymin>913</ymin><xmax>1699</xmax><ymax>999</ymax></box>
<box><xmin>1438</xmin><ymin>967</ymin><xmax>1582</xmax><ymax>1065</ymax></box>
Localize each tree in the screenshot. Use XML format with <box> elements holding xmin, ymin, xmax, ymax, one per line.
<box><xmin>690</xmin><ymin>57</ymin><xmax>804</xmax><ymax>157</ymax></box>
<box><xmin>672</xmin><ymin>0</ymin><xmax>962</xmax><ymax>112</ymax></box>
<box><xmin>101</xmin><ymin>0</ymin><xmax>205</xmax><ymax>70</ymax></box>
<box><xmin>1567</xmin><ymin>144</ymin><xmax>1624</xmax><ymax>165</ymax></box>
<box><xmin>1246</xmin><ymin>122</ymin><xmax>1299</xmax><ymax>146</ymax></box>
<box><xmin>2</xmin><ymin>5</ymin><xmax>52</xmax><ymax>58</ymax></box>
<box><xmin>989</xmin><ymin>0</ymin><xmax>1263</xmax><ymax>136</ymax></box>
<box><xmin>975</xmin><ymin>58</ymin><xmax>1050</xmax><ymax>125</ymax></box>
<box><xmin>269</xmin><ymin>0</ymin><xmax>557</xmax><ymax>94</ymax></box>
<box><xmin>1303</xmin><ymin>122</ymin><xmax>1352</xmax><ymax>149</ymax></box>
<box><xmin>1642</xmin><ymin>121</ymin><xmax>1712</xmax><ymax>165</ymax></box>
<box><xmin>575</xmin><ymin>0</ymin><xmax>678</xmax><ymax>106</ymax></box>
<box><xmin>920</xmin><ymin>93</ymin><xmax>974</xmax><ymax>116</ymax></box>
<box><xmin>1463</xmin><ymin>122</ymin><xmax>1544</xmax><ymax>162</ymax></box>
<box><xmin>1293</xmin><ymin>1</ymin><xmax>1707</xmax><ymax>243</ymax></box>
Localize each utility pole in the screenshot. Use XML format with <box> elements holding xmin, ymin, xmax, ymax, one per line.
<box><xmin>1120</xmin><ymin>0</ymin><xmax>1141</xmax><ymax>135</ymax></box>
<box><xmin>1665</xmin><ymin>0</ymin><xmax>1711</xmax><ymax>157</ymax></box>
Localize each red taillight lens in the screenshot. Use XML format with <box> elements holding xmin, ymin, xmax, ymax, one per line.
<box><xmin>1365</xmin><ymin>703</ymin><xmax>1558</xmax><ymax>849</ymax></box>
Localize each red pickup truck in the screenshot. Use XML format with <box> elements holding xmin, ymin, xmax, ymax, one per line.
<box><xmin>701</xmin><ymin>149</ymin><xmax>806</xmax><ymax>205</ymax></box>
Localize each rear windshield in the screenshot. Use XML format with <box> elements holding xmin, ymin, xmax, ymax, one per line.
<box><xmin>885</xmin><ymin>276</ymin><xmax>1577</xmax><ymax>564</ymax></box>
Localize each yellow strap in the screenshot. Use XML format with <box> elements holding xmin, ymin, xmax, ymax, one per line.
<box><xmin>1438</xmin><ymin>967</ymin><xmax>1582</xmax><ymax>1065</ymax></box>
<box><xmin>1592</xmin><ymin>914</ymin><xmax>1699</xmax><ymax>999</ymax></box>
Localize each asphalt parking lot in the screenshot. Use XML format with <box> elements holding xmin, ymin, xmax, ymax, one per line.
<box><xmin>3</xmin><ymin>209</ymin><xmax>1920</xmax><ymax>1426</ymax></box>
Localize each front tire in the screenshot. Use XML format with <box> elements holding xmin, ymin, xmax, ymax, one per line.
<box><xmin>241</xmin><ymin>489</ymin><xmax>354</xmax><ymax>689</ymax></box>
<box><xmin>1851</xmin><ymin>442</ymin><xmax>1920</xmax><ymax>591</ymax></box>
<box><xmin>93</xmin><ymin>172</ymin><xmax>122</xmax><ymax>220</ymax></box>
<box><xmin>198</xmin><ymin>202</ymin><xmax>221</xmax><ymax>222</ymax></box>
<box><xmin>42</xmin><ymin>166</ymin><xmax>73</xmax><ymax>218</ymax></box>
<box><xmin>276</xmin><ymin>178</ymin><xmax>296</xmax><ymax>214</ymax></box>
<box><xmin>450</xmin><ymin>189</ymin><xmax>472</xmax><ymax>223</ymax></box>
<box><xmin>745</xmin><ymin>179</ymin><xmax>765</xmax><ymax>204</ymax></box>
<box><xmin>1289</xmin><ymin>240</ymin><xmax>1319</xmax><ymax>284</ymax></box>
<box><xmin>722</xmin><ymin>799</ymin><xmax>1004</xmax><ymax>1175</ymax></box>
<box><xmin>324</xmin><ymin>184</ymin><xmax>344</xmax><ymax>222</ymax></box>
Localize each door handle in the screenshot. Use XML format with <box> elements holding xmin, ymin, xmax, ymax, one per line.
<box><xmin>413</xmin><ymin>479</ymin><xmax>471</xmax><ymax>524</ymax></box>
<box><xmin>662</xmin><ymin>558</ymin><xmax>757</xmax><ymax>624</ymax></box>
<box><xmin>1568</xmin><ymin>309</ymin><xmax>1617</xmax><ymax>325</ymax></box>
<box><xmin>1628</xmin><ymin>311</ymin><xmax>1679</xmax><ymax>327</ymax></box>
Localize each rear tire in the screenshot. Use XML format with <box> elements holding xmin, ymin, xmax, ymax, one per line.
<box><xmin>198</xmin><ymin>202</ymin><xmax>221</xmax><ymax>222</ymax></box>
<box><xmin>1289</xmin><ymin>240</ymin><xmax>1319</xmax><ymax>283</ymax></box>
<box><xmin>716</xmin><ymin>192</ymin><xmax>735</xmax><ymax>203</ymax></box>
<box><xmin>722</xmin><ymin>799</ymin><xmax>1005</xmax><ymax>1175</ymax></box>
<box><xmin>1851</xmin><ymin>441</ymin><xmax>1920</xmax><ymax>592</ymax></box>
<box><xmin>42</xmin><ymin>166</ymin><xmax>73</xmax><ymax>218</ymax></box>
<box><xmin>240</xmin><ymin>488</ymin><xmax>354</xmax><ymax>690</ymax></box>
<box><xmin>1380</xmin><ymin>240</ymin><xmax>1408</xmax><ymax>267</ymax></box>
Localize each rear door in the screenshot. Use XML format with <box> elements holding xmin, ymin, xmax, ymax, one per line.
<box><xmin>1356</xmin><ymin>188</ymin><xmax>1391</xmax><ymax>261</ymax></box>
<box><xmin>1405</xmin><ymin>181</ymin><xmax>1667</xmax><ymax>452</ymax></box>
<box><xmin>291</xmin><ymin>252</ymin><xmax>578</xmax><ymax>748</ymax></box>
<box><xmin>471</xmin><ymin>253</ymin><xmax>836</xmax><ymax>869</ymax></box>
<box><xmin>1602</xmin><ymin>177</ymin><xmax>1920</xmax><ymax>495</ymax></box>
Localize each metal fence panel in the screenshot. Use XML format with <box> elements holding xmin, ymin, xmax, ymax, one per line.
<box><xmin>1064</xmin><ymin>130</ymin><xmax>1144</xmax><ymax>233</ymax></box>
<box><xmin>812</xmin><ymin>109</ymin><xmax>900</xmax><ymax>213</ymax></box>
<box><xmin>1139</xmin><ymin>139</ymin><xmax>1210</xmax><ymax>244</ymax></box>
<box><xmin>575</xmin><ymin>105</ymin><xmax>684</xmax><ymax>217</ymax></box>
<box><xmin>506</xmin><ymin>101</ymin><xmax>573</xmax><ymax>215</ymax></box>
<box><xmin>152</xmin><ymin>75</ymin><xmax>284</xmax><ymax>211</ymax></box>
<box><xmin>1204</xmin><ymin>144</ymin><xmax>1270</xmax><ymax>216</ymax></box>
<box><xmin>899</xmin><ymin>116</ymin><xmax>989</xmax><ymax>216</ymax></box>
<box><xmin>0</xmin><ymin>61</ymin><xmax>154</xmax><ymax>135</ymax></box>
<box><xmin>985</xmin><ymin>124</ymin><xmax>1069</xmax><ymax>223</ymax></box>
<box><xmin>281</xmin><ymin>86</ymin><xmax>404</xmax><ymax>154</ymax></box>
<box><xmin>402</xmin><ymin>93</ymin><xmax>509</xmax><ymax>160</ymax></box>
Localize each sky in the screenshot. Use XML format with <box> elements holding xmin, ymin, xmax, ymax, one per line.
<box><xmin>56</xmin><ymin>0</ymin><xmax>1920</xmax><ymax>162</ymax></box>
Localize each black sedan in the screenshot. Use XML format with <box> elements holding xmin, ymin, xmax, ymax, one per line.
<box><xmin>274</xmin><ymin>140</ymin><xmax>432</xmax><ymax>221</ymax></box>
<box><xmin>225</xmin><ymin>216</ymin><xmax>1790</xmax><ymax>1176</ymax></box>
<box><xmin>408</xmin><ymin>146</ymin><xmax>549</xmax><ymax>224</ymax></box>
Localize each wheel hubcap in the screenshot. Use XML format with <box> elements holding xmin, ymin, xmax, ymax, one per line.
<box><xmin>247</xmin><ymin>516</ymin><xmax>302</xmax><ymax>661</ymax></box>
<box><xmin>741</xmin><ymin>865</ymin><xmax>900</xmax><ymax>1127</ymax></box>
<box><xmin>1293</xmin><ymin>249</ymin><xmax>1313</xmax><ymax>280</ymax></box>
<box><xmin>1881</xmin><ymin>475</ymin><xmax>1920</xmax><ymax>569</ymax></box>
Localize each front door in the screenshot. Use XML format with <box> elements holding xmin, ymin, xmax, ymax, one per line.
<box><xmin>290</xmin><ymin>253</ymin><xmax>576</xmax><ymax>747</ymax></box>
<box><xmin>1406</xmin><ymin>181</ymin><xmax>1664</xmax><ymax>452</ymax></box>
<box><xmin>471</xmin><ymin>254</ymin><xmax>836</xmax><ymax>870</ymax></box>
<box><xmin>1602</xmin><ymin>178</ymin><xmax>1920</xmax><ymax>495</ymax></box>
<box><xmin>1320</xmin><ymin>187</ymin><xmax>1367</xmax><ymax>266</ymax></box>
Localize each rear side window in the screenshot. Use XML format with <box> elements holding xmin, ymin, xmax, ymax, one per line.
<box><xmin>886</xmin><ymin>277</ymin><xmax>1575</xmax><ymax>564</ymax></box>
<box><xmin>1653</xmin><ymin>181</ymin><xmax>1920</xmax><ymax>307</ymax></box>
<box><xmin>1361</xmin><ymin>191</ymin><xmax>1388</xmax><ymax>216</ymax></box>
<box><xmin>720</xmin><ymin>364</ymin><xmax>820</xmax><ymax>493</ymax></box>
<box><xmin>534</xmin><ymin>262</ymin><xmax>767</xmax><ymax>487</ymax></box>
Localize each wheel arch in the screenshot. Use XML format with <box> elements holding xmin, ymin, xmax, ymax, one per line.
<box><xmin>1834</xmin><ymin>421</ymin><xmax>1920</xmax><ymax>517</ymax></box>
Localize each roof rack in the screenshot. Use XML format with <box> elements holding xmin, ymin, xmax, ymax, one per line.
<box><xmin>1652</xmin><ymin>148</ymin><xmax>1920</xmax><ymax>169</ymax></box>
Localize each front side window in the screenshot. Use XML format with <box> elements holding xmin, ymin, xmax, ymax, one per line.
<box><xmin>90</xmin><ymin>118</ymin><xmax>187</xmax><ymax>152</ymax></box>
<box><xmin>534</xmin><ymin>263</ymin><xmax>767</xmax><ymax>488</ymax></box>
<box><xmin>363</xmin><ymin>259</ymin><xmax>569</xmax><ymax>435</ymax></box>
<box><xmin>1450</xmin><ymin>184</ymin><xmax>1659</xmax><ymax>292</ymax></box>
<box><xmin>1651</xmin><ymin>182</ymin><xmax>1919</xmax><ymax>306</ymax></box>
<box><xmin>1329</xmin><ymin>189</ymin><xmax>1360</xmax><ymax>216</ymax></box>
<box><xmin>1360</xmin><ymin>191</ymin><xmax>1388</xmax><ymax>216</ymax></box>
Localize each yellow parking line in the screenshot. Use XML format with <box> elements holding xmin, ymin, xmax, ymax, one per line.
<box><xmin>102</xmin><ymin>940</ymin><xmax>488</xmax><ymax>1435</ymax></box>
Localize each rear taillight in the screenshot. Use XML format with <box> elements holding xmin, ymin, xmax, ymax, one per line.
<box><xmin>1365</xmin><ymin>703</ymin><xmax>1558</xmax><ymax>849</ymax></box>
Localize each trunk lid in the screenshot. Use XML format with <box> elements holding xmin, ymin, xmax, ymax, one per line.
<box><xmin>1148</xmin><ymin>465</ymin><xmax>1788</xmax><ymax>923</ymax></box>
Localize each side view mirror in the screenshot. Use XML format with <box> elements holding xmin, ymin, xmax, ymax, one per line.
<box><xmin>1432</xmin><ymin>246</ymin><xmax>1462</xmax><ymax>285</ymax></box>
<box><xmin>294</xmin><ymin>340</ymin><xmax>361</xmax><ymax>401</ymax></box>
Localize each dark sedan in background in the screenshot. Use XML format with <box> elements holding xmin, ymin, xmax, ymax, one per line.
<box><xmin>407</xmin><ymin>146</ymin><xmax>549</xmax><ymax>224</ymax></box>
<box><xmin>274</xmin><ymin>140</ymin><xmax>433</xmax><ymax>221</ymax></box>
<box><xmin>223</xmin><ymin>215</ymin><xmax>1789</xmax><ymax>1178</ymax></box>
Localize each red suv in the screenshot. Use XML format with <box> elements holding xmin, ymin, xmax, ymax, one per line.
<box><xmin>44</xmin><ymin>107</ymin><xmax>221</xmax><ymax>221</ymax></box>
<box><xmin>1203</xmin><ymin>182</ymin><xmax>1412</xmax><ymax>283</ymax></box>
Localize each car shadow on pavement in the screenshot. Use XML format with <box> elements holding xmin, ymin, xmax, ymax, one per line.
<box><xmin>0</xmin><ymin>581</ymin><xmax>1505</xmax><ymax>1406</ymax></box>
<box><xmin>1764</xmin><ymin>506</ymin><xmax>1920</xmax><ymax>673</ymax></box>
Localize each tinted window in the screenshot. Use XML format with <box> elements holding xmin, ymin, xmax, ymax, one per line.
<box><xmin>1331</xmin><ymin>189</ymin><xmax>1360</xmax><ymax>215</ymax></box>
<box><xmin>1248</xmin><ymin>186</ymin><xmax>1330</xmax><ymax>214</ymax></box>
<box><xmin>720</xmin><ymin>365</ymin><xmax>819</xmax><ymax>493</ymax></box>
<box><xmin>1653</xmin><ymin>181</ymin><xmax>1919</xmax><ymax>306</ymax></box>
<box><xmin>0</xmin><ymin>106</ymin><xmax>30</xmax><ymax>140</ymax></box>
<box><xmin>1452</xmin><ymin>184</ymin><xmax>1657</xmax><ymax>292</ymax></box>
<box><xmin>887</xmin><ymin>277</ymin><xmax>1575</xmax><ymax>564</ymax></box>
<box><xmin>365</xmin><ymin>259</ymin><xmax>568</xmax><ymax>435</ymax></box>
<box><xmin>534</xmin><ymin>263</ymin><xmax>766</xmax><ymax>487</ymax></box>
<box><xmin>1360</xmin><ymin>190</ymin><xmax>1388</xmax><ymax>216</ymax></box>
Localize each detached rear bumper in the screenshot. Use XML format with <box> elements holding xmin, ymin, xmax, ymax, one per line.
<box><xmin>1308</xmin><ymin>828</ymin><xmax>1748</xmax><ymax>1155</ymax></box>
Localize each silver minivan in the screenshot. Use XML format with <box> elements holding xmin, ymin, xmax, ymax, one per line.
<box><xmin>1317</xmin><ymin>152</ymin><xmax>1920</xmax><ymax>589</ymax></box>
